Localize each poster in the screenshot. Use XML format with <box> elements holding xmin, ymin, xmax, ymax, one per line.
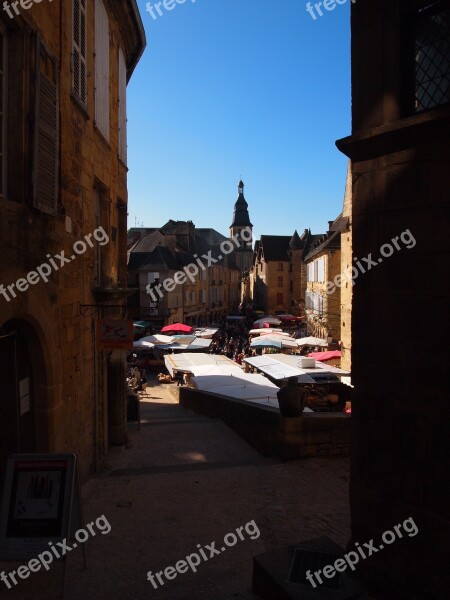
<box><xmin>0</xmin><ymin>454</ymin><xmax>76</xmax><ymax>559</ymax></box>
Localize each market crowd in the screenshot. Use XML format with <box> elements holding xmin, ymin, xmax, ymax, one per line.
<box><xmin>209</xmin><ymin>317</ymin><xmax>254</xmax><ymax>364</ymax></box>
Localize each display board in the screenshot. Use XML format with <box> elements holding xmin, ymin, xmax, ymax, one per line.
<box><xmin>0</xmin><ymin>454</ymin><xmax>80</xmax><ymax>560</ymax></box>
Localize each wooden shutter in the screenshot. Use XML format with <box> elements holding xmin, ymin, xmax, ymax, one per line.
<box><xmin>95</xmin><ymin>0</ymin><xmax>109</xmax><ymax>140</ymax></box>
<box><xmin>118</xmin><ymin>48</ymin><xmax>127</xmax><ymax>164</ymax></box>
<box><xmin>73</xmin><ymin>0</ymin><xmax>87</xmax><ymax>104</ymax></box>
<box><xmin>33</xmin><ymin>35</ymin><xmax>59</xmax><ymax>215</ymax></box>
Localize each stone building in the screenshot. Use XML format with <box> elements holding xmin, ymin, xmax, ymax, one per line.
<box><xmin>127</xmin><ymin>221</ymin><xmax>241</xmax><ymax>327</ymax></box>
<box><xmin>340</xmin><ymin>164</ymin><xmax>352</xmax><ymax>372</ymax></box>
<box><xmin>304</xmin><ymin>218</ymin><xmax>344</xmax><ymax>342</ymax></box>
<box><xmin>0</xmin><ymin>1</ymin><xmax>145</xmax><ymax>481</ymax></box>
<box><xmin>245</xmin><ymin>229</ymin><xmax>319</xmax><ymax>316</ymax></box>
<box><xmin>336</xmin><ymin>1</ymin><xmax>450</xmax><ymax>597</ymax></box>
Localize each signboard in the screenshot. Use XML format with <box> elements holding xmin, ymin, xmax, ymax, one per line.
<box><xmin>96</xmin><ymin>319</ymin><xmax>133</xmax><ymax>350</ymax></box>
<box><xmin>0</xmin><ymin>454</ymin><xmax>80</xmax><ymax>560</ymax></box>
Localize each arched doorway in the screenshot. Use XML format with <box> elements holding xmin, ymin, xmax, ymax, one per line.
<box><xmin>0</xmin><ymin>320</ymin><xmax>47</xmax><ymax>479</ymax></box>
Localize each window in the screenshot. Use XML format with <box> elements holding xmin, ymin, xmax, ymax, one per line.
<box><xmin>95</xmin><ymin>0</ymin><xmax>110</xmax><ymax>140</ymax></box>
<box><xmin>118</xmin><ymin>48</ymin><xmax>127</xmax><ymax>163</ymax></box>
<box><xmin>277</xmin><ymin>276</ymin><xmax>283</xmax><ymax>287</ymax></box>
<box><xmin>415</xmin><ymin>3</ymin><xmax>450</xmax><ymax>112</ymax></box>
<box><xmin>33</xmin><ymin>36</ymin><xmax>59</xmax><ymax>215</ymax></box>
<box><xmin>147</xmin><ymin>272</ymin><xmax>159</xmax><ymax>285</ymax></box>
<box><xmin>317</xmin><ymin>257</ymin><xmax>325</xmax><ymax>283</ymax></box>
<box><xmin>313</xmin><ymin>293</ymin><xmax>320</xmax><ymax>313</ymax></box>
<box><xmin>117</xmin><ymin>198</ymin><xmax>127</xmax><ymax>285</ymax></box>
<box><xmin>73</xmin><ymin>0</ymin><xmax>87</xmax><ymax>105</ymax></box>
<box><xmin>277</xmin><ymin>262</ymin><xmax>284</xmax><ymax>271</ymax></box>
<box><xmin>276</xmin><ymin>293</ymin><xmax>284</xmax><ymax>306</ymax></box>
<box><xmin>94</xmin><ymin>183</ymin><xmax>110</xmax><ymax>285</ymax></box>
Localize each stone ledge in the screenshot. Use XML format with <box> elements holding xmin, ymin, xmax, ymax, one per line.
<box><xmin>178</xmin><ymin>387</ymin><xmax>351</xmax><ymax>459</ymax></box>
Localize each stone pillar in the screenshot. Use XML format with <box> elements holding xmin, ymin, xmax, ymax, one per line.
<box><xmin>107</xmin><ymin>349</ymin><xmax>127</xmax><ymax>445</ymax></box>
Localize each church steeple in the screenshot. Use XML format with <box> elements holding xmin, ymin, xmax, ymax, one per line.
<box><xmin>231</xmin><ymin>180</ymin><xmax>253</xmax><ymax>229</ymax></box>
<box><xmin>230</xmin><ymin>179</ymin><xmax>253</xmax><ymax>270</ymax></box>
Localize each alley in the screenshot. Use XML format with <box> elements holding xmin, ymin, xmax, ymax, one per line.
<box><xmin>2</xmin><ymin>377</ymin><xmax>351</xmax><ymax>600</ymax></box>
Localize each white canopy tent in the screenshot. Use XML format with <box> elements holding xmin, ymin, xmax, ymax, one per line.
<box><xmin>296</xmin><ymin>336</ymin><xmax>328</xmax><ymax>348</ymax></box>
<box><xmin>249</xmin><ymin>328</ymin><xmax>288</xmax><ymax>336</ymax></box>
<box><xmin>244</xmin><ymin>354</ymin><xmax>350</xmax><ymax>384</ymax></box>
<box><xmin>193</xmin><ymin>328</ymin><xmax>218</xmax><ymax>338</ymax></box>
<box><xmin>165</xmin><ymin>353</ymin><xmax>283</xmax><ymax>408</ymax></box>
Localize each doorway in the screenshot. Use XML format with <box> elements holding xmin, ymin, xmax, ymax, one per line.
<box><xmin>0</xmin><ymin>323</ymin><xmax>36</xmax><ymax>480</ymax></box>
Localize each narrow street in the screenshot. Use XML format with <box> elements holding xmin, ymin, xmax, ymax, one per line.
<box><xmin>64</xmin><ymin>377</ymin><xmax>351</xmax><ymax>600</ymax></box>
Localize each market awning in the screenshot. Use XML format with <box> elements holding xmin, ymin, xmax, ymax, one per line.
<box><xmin>308</xmin><ymin>350</ymin><xmax>342</xmax><ymax>361</ymax></box>
<box><xmin>244</xmin><ymin>353</ymin><xmax>350</xmax><ymax>383</ymax></box>
<box><xmin>296</xmin><ymin>336</ymin><xmax>328</xmax><ymax>347</ymax></box>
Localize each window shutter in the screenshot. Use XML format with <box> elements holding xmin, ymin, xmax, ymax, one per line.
<box><xmin>95</xmin><ymin>0</ymin><xmax>109</xmax><ymax>139</ymax></box>
<box><xmin>73</xmin><ymin>0</ymin><xmax>87</xmax><ymax>104</ymax></box>
<box><xmin>33</xmin><ymin>36</ymin><xmax>59</xmax><ymax>215</ymax></box>
<box><xmin>118</xmin><ymin>48</ymin><xmax>127</xmax><ymax>164</ymax></box>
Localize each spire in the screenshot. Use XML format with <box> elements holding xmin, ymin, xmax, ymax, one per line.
<box><xmin>289</xmin><ymin>230</ymin><xmax>302</xmax><ymax>250</ymax></box>
<box><xmin>230</xmin><ymin>179</ymin><xmax>253</xmax><ymax>228</ymax></box>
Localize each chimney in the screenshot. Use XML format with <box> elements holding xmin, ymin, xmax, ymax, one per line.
<box><xmin>328</xmin><ymin>220</ymin><xmax>334</xmax><ymax>230</ymax></box>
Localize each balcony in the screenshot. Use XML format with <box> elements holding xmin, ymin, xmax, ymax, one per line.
<box><xmin>92</xmin><ymin>276</ymin><xmax>138</xmax><ymax>302</ymax></box>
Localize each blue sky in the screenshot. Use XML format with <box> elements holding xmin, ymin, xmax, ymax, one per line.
<box><xmin>128</xmin><ymin>0</ymin><xmax>351</xmax><ymax>241</ymax></box>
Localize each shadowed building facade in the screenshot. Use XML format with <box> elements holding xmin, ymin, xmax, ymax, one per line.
<box><xmin>127</xmin><ymin>220</ymin><xmax>241</xmax><ymax>326</ymax></box>
<box><xmin>336</xmin><ymin>1</ymin><xmax>450</xmax><ymax>597</ymax></box>
<box><xmin>0</xmin><ymin>1</ymin><xmax>145</xmax><ymax>481</ymax></box>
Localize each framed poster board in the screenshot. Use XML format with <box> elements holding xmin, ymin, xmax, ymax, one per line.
<box><xmin>0</xmin><ymin>454</ymin><xmax>78</xmax><ymax>560</ymax></box>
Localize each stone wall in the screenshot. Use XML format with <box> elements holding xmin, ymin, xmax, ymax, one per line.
<box><xmin>0</xmin><ymin>2</ymin><xmax>143</xmax><ymax>481</ymax></box>
<box><xmin>178</xmin><ymin>387</ymin><xmax>350</xmax><ymax>459</ymax></box>
<box><xmin>336</xmin><ymin>1</ymin><xmax>450</xmax><ymax>597</ymax></box>
<box><xmin>340</xmin><ymin>164</ymin><xmax>352</xmax><ymax>372</ymax></box>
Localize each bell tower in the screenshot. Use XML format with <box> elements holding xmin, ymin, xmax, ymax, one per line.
<box><xmin>230</xmin><ymin>179</ymin><xmax>253</xmax><ymax>270</ymax></box>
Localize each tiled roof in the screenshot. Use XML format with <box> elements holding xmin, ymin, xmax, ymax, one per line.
<box><xmin>129</xmin><ymin>230</ymin><xmax>165</xmax><ymax>253</ymax></box>
<box><xmin>259</xmin><ymin>236</ymin><xmax>292</xmax><ymax>261</ymax></box>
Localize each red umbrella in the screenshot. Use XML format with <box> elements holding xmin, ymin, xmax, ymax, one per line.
<box><xmin>161</xmin><ymin>323</ymin><xmax>193</xmax><ymax>333</ymax></box>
